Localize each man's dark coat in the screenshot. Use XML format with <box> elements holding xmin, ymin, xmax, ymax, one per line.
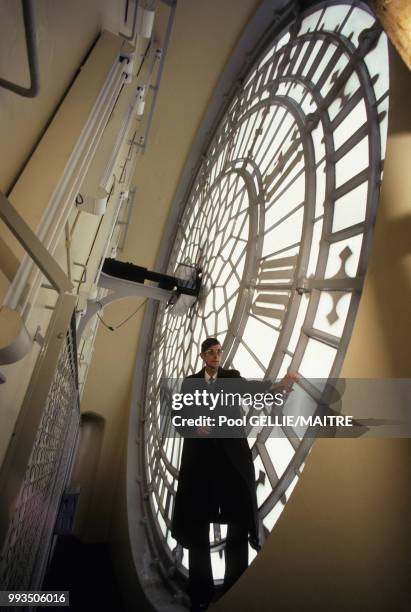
<box><xmin>171</xmin><ymin>366</ymin><xmax>270</xmax><ymax>550</ymax></box>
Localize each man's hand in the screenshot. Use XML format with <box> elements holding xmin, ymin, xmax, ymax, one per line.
<box><xmin>197</xmin><ymin>425</ymin><xmax>211</xmax><ymax>435</ymax></box>
<box><xmin>281</xmin><ymin>371</ymin><xmax>299</xmax><ymax>391</ymax></box>
<box><xmin>271</xmin><ymin>372</ymin><xmax>299</xmax><ymax>394</ymax></box>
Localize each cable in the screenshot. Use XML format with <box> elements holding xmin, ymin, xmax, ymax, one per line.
<box><xmin>116</xmin><ymin>298</ymin><xmax>148</xmax><ymax>328</ymax></box>
<box><xmin>96</xmin><ymin>299</ymin><xmax>148</xmax><ymax>332</ymax></box>
<box><xmin>135</xmin><ymin>40</ymin><xmax>151</xmax><ymax>81</ymax></box>
<box><xmin>96</xmin><ymin>311</ymin><xmax>115</xmax><ymax>332</ymax></box>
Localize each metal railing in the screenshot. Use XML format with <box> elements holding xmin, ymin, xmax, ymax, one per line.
<box><xmin>0</xmin><ymin>295</ymin><xmax>80</xmax><ymax>592</ymax></box>
<box><xmin>0</xmin><ymin>192</ymin><xmax>80</xmax><ymax>596</ymax></box>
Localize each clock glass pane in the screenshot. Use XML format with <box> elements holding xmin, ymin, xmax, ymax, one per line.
<box><xmin>140</xmin><ymin>0</ymin><xmax>389</xmax><ymax>578</ymax></box>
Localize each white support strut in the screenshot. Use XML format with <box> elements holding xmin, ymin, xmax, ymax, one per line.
<box><xmin>76</xmin><ymin>272</ymin><xmax>173</xmax><ymax>340</ymax></box>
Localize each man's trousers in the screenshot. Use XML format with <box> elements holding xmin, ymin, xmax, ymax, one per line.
<box><xmin>188</xmin><ymin>521</ymin><xmax>249</xmax><ymax>606</ymax></box>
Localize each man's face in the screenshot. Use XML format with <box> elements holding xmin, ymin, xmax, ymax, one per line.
<box><xmin>201</xmin><ymin>343</ymin><xmax>223</xmax><ymax>369</ymax></box>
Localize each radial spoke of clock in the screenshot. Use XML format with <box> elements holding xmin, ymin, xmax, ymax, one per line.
<box><xmin>168</xmin><ymin>423</ymin><xmax>178</xmax><ymax>468</ymax></box>
<box><xmin>243</xmin><ymin>107</ymin><xmax>272</xmax><ymax>162</ymax></box>
<box><xmin>334</xmin><ymin>125</ymin><xmax>369</xmax><ymax>164</ymax></box>
<box><xmin>263</xmin><ymin>200</ymin><xmax>306</xmax><ymax>236</ymax></box>
<box><xmin>272</xmin><ymin>44</ymin><xmax>292</xmax><ymax>86</ymax></box>
<box><xmin>305</xmin><ymin>36</ymin><xmax>331</xmax><ymax>84</ymax></box>
<box><xmin>253</xmin><ymin>109</ymin><xmax>301</xmax><ymax>180</ymax></box>
<box><xmin>255</xmin><ymin>442</ymin><xmax>280</xmax><ymax>489</ymax></box>
<box><xmin>249</xmin><ymin>311</ymin><xmax>282</xmax><ymax>334</ymax></box>
<box><xmin>210</xmin><ymin>155</ymin><xmax>224</xmax><ymax>184</ymax></box>
<box><xmin>248</xmin><ymin>56</ymin><xmax>269</xmax><ymax>101</ymax></box>
<box><xmin>158</xmin><ymin>441</ymin><xmax>177</xmax><ymax>478</ymax></box>
<box><xmin>215</xmin><ymin>286</ymin><xmax>230</xmax><ymax>329</ymax></box>
<box><xmin>331</xmin><ymin>167</ymin><xmax>370</xmax><ymax>204</ymax></box>
<box><xmin>211</xmin><ymin>145</ymin><xmax>227</xmax><ymax>181</ymax></box>
<box><xmin>295</xmin><ymin>36</ymin><xmax>318</xmax><ymax>80</ymax></box>
<box><xmin>223</xmin><ymin>288</ymin><xmax>239</xmax><ymax>328</ymax></box>
<box><xmin>265</xmin><ymin>147</ymin><xmax>305</xmax><ymax>202</ymax></box>
<box><xmin>319</xmin><ymin>45</ymin><xmax>345</xmax><ymax>93</ymax></box>
<box><xmin>235</xmin><ymin>107</ymin><xmax>262</xmax><ymax>160</ymax></box>
<box><xmin>263</xmin><ymin>131</ymin><xmax>302</xmax><ymax>189</ymax></box>
<box><xmin>157</xmin><ymin>445</ymin><xmax>179</xmax><ymax>481</ymax></box>
<box><xmin>375</xmin><ymin>89</ymin><xmax>389</xmax><ymax>109</ymax></box>
<box><xmin>242</xmin><ymin>107</ymin><xmax>270</xmax><ymax>162</ymax></box>
<box><xmin>262</xmin><ymin>239</ymin><xmax>302</xmax><ymax>262</ymax></box>
<box><xmin>285</xmin><ymin>39</ymin><xmax>306</xmax><ymax>77</ymax></box>
<box><xmin>337</xmin><ymin>3</ymin><xmax>355</xmax><ymax>34</ymax></box>
<box><xmin>236</xmin><ymin>81</ymin><xmax>254</xmax><ymax>121</ymax></box>
<box><xmin>252</xmin><ymin>97</ymin><xmax>295</xmax><ymax>171</ymax></box>
<box><xmin>238</xmin><ymin>338</ymin><xmax>267</xmax><ymax>373</ymax></box>
<box><xmin>263</xmin><ymin>32</ymin><xmax>288</xmax><ymax>77</ymax></box>
<box><xmin>265</xmin><ymin>147</ymin><xmax>327</xmax><ymax>214</ymax></box>
<box><xmin>283</xmin><ymin>40</ymin><xmax>306</xmax><ymax>77</ymax></box>
<box><xmin>294</xmin><ymin>36</ymin><xmax>320</xmax><ymax>79</ymax></box>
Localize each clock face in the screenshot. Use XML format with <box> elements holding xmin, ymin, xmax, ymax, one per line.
<box><xmin>142</xmin><ymin>0</ymin><xmax>389</xmax><ymax>577</ymax></box>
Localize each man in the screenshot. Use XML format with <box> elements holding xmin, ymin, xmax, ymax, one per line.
<box><xmin>171</xmin><ymin>338</ymin><xmax>298</xmax><ymax>611</ymax></box>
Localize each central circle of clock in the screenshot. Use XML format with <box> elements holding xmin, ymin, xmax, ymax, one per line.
<box><xmin>164</xmin><ymin>97</ymin><xmax>312</xmax><ymax>376</ymax></box>
<box><xmin>190</xmin><ymin>162</ymin><xmax>266</xmax><ymax>357</ymax></box>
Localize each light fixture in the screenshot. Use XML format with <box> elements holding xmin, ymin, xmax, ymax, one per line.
<box><xmin>75</xmin><ymin>187</ymin><xmax>109</xmax><ymax>215</ymax></box>
<box><xmin>139</xmin><ymin>8</ymin><xmax>155</xmax><ymax>39</ymax></box>
<box><xmin>134</xmin><ymin>85</ymin><xmax>146</xmax><ymax>116</ymax></box>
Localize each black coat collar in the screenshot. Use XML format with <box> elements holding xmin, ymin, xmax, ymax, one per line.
<box><xmin>189</xmin><ymin>366</ymin><xmax>240</xmax><ymax>379</ymax></box>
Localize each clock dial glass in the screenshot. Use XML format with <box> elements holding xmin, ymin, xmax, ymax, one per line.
<box><xmin>142</xmin><ymin>0</ymin><xmax>389</xmax><ymax>578</ymax></box>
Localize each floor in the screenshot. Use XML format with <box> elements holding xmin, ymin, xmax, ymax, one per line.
<box><xmin>40</xmin><ymin>535</ymin><xmax>125</xmax><ymax>611</ymax></box>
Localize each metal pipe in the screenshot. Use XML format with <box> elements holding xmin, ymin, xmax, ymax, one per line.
<box><xmin>64</xmin><ymin>222</ymin><xmax>72</xmax><ymax>283</ymax></box>
<box><xmin>140</xmin><ymin>0</ymin><xmax>176</xmax><ymax>151</ymax></box>
<box><xmin>0</xmin><ymin>0</ymin><xmax>40</xmax><ymax>97</ymax></box>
